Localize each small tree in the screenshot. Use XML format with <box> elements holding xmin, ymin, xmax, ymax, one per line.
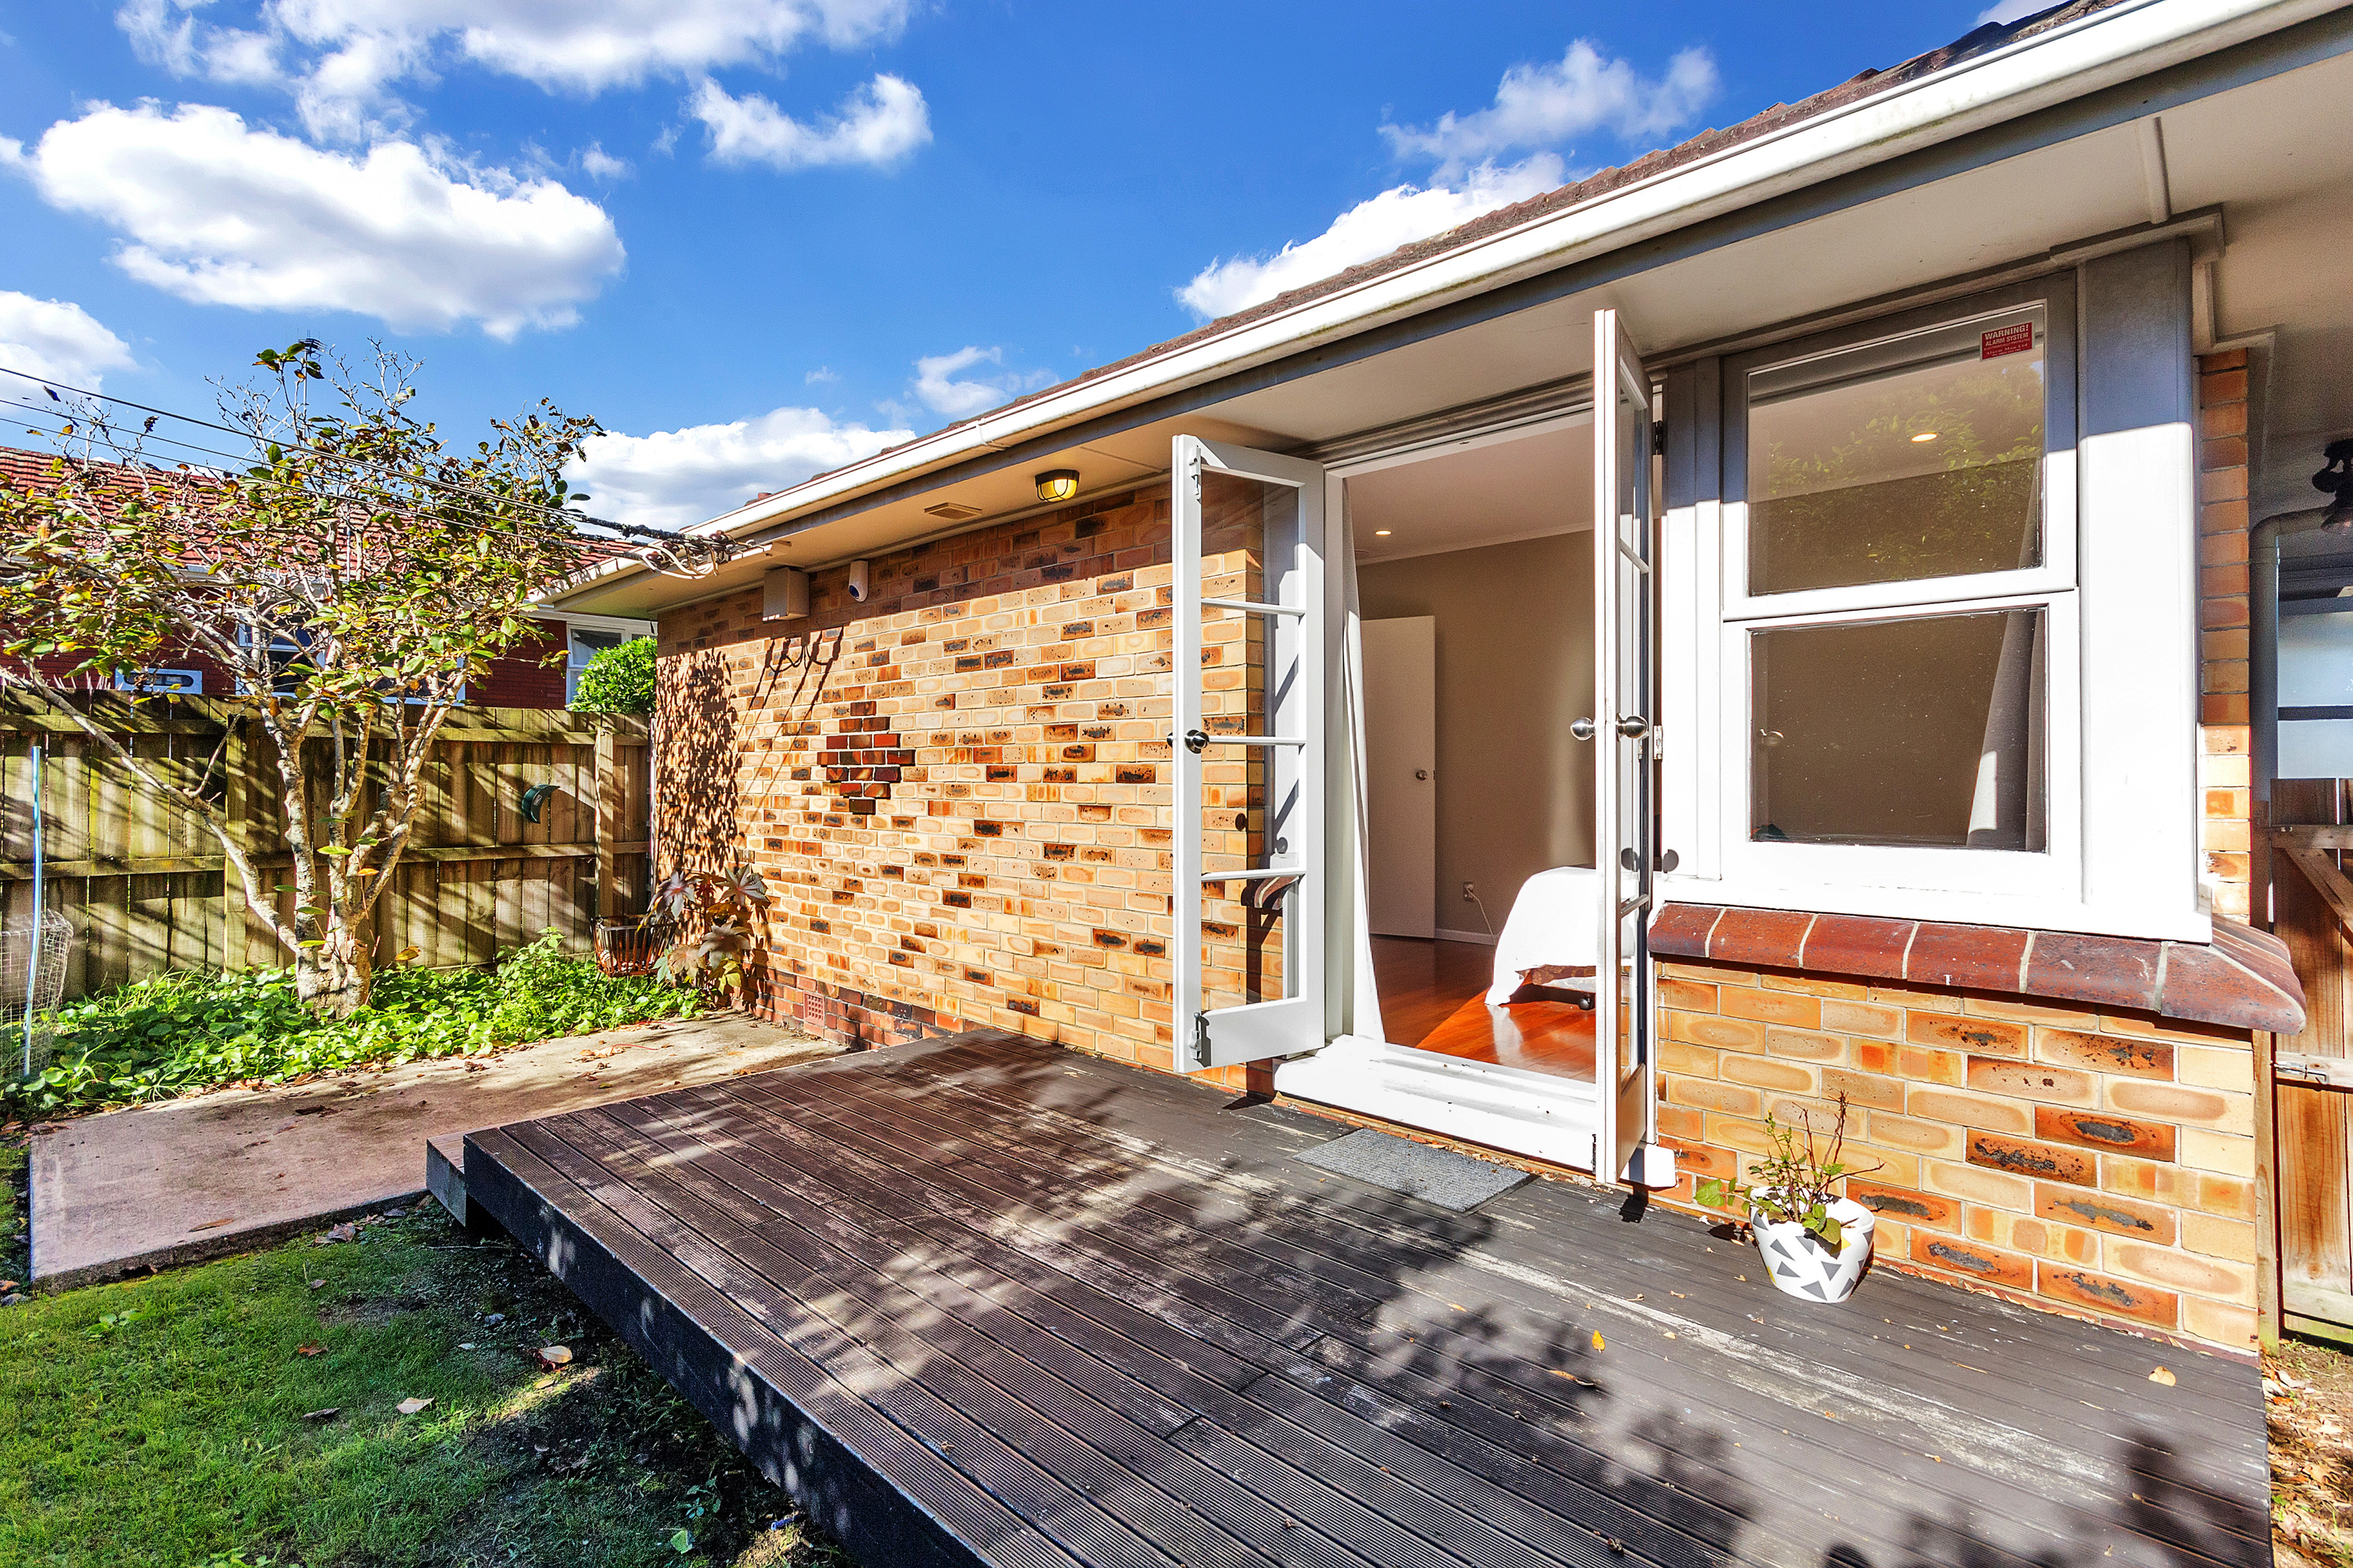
<box><xmin>570</xmin><ymin>635</ymin><xmax>655</xmax><ymax>717</ymax></box>
<box><xmin>0</xmin><ymin>340</ymin><xmax>711</xmax><ymax>1016</ymax></box>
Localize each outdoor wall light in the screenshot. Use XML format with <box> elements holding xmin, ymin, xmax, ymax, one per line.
<box><xmin>1034</xmin><ymin>469</ymin><xmax>1080</xmax><ymax>504</ymax></box>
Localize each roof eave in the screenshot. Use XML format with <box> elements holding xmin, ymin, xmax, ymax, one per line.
<box><xmin>550</xmin><ymin>0</ymin><xmax>2327</xmax><ymax>608</ymax></box>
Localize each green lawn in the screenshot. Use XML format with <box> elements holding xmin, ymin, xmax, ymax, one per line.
<box><xmin>0</xmin><ymin>1184</ymin><xmax>851</xmax><ymax>1568</ymax></box>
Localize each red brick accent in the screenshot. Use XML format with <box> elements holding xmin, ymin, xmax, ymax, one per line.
<box><xmin>1651</xmin><ymin>903</ymin><xmax>2304</xmax><ymax>1034</ymax></box>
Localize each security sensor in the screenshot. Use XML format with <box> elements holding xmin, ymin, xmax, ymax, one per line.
<box><xmin>762</xmin><ymin>566</ymin><xmax>809</xmax><ymax>621</ymax></box>
<box><xmin>846</xmin><ymin>559</ymin><xmax>873</xmax><ymax>602</ymax></box>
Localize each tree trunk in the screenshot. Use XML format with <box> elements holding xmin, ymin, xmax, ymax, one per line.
<box><xmin>297</xmin><ymin>918</ymin><xmax>375</xmax><ymax>1017</ymax></box>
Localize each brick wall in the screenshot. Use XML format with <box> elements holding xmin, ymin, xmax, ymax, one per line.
<box><xmin>1654</xmin><ymin>957</ymin><xmax>2261</xmax><ymax>1350</ymax></box>
<box><xmin>2199</xmin><ymin>348</ymin><xmax>2254</xmax><ymax>920</ymax></box>
<box><xmin>651</xmin><ymin>484</ymin><xmax>1271</xmax><ymax>1084</ymax></box>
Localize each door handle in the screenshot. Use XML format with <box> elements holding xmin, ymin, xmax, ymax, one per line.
<box><xmin>1615</xmin><ymin>715</ymin><xmax>1651</xmax><ymax>739</ymax></box>
<box><xmin>1180</xmin><ymin>728</ymin><xmax>1209</xmax><ymax>754</ymax></box>
<box><xmin>1571</xmin><ymin>717</ymin><xmax>1597</xmax><ymax>742</ymax></box>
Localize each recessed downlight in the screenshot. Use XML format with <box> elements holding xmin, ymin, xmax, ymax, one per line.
<box><xmin>1374</xmin><ymin>529</ymin><xmax>1393</xmax><ymax>536</ymax></box>
<box><xmin>1910</xmin><ymin>431</ymin><xmax>1940</xmax><ymax>444</ymax></box>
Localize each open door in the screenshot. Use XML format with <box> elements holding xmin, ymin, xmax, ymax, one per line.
<box><xmin>1174</xmin><ymin>436</ymin><xmax>1327</xmax><ymax>1072</ymax></box>
<box><xmin>1591</xmin><ymin>310</ymin><xmax>1674</xmax><ymax>1186</ymax></box>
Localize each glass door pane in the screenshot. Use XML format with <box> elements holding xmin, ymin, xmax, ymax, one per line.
<box><xmin>1174</xmin><ymin>437</ymin><xmax>1326</xmax><ymax>1072</ymax></box>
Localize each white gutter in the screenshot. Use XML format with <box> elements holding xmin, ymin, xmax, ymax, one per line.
<box><xmin>560</xmin><ymin>0</ymin><xmax>2337</xmax><ymax>602</ymax></box>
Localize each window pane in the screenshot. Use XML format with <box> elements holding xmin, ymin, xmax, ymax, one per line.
<box><xmin>1750</xmin><ymin>609</ymin><xmax>2044</xmax><ymax>851</ymax></box>
<box><xmin>1747</xmin><ymin>310</ymin><xmax>2046</xmax><ymax>595</ymax></box>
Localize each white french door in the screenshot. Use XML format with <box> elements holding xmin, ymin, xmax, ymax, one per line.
<box><xmin>1172</xmin><ymin>436</ymin><xmax>1327</xmax><ymax>1073</ymax></box>
<box><xmin>1591</xmin><ymin>308</ymin><xmax>1673</xmax><ymax>1188</ymax></box>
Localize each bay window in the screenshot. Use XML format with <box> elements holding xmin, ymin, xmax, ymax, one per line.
<box><xmin>1663</xmin><ymin>246</ymin><xmax>2203</xmax><ymax>941</ymax></box>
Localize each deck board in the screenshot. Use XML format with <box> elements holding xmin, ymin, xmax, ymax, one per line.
<box><xmin>465</xmin><ymin>1030</ymin><xmax>2268</xmax><ymax>1568</ymax></box>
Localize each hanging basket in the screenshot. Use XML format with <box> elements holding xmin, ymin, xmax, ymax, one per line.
<box><xmin>593</xmin><ymin>917</ymin><xmax>671</xmax><ymax>978</ymax></box>
<box><xmin>1749</xmin><ymin>1191</ymin><xmax>1877</xmax><ymax>1304</ymax></box>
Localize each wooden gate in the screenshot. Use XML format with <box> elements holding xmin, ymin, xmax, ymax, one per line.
<box><xmin>0</xmin><ymin>695</ymin><xmax>649</xmax><ymax>1000</ymax></box>
<box><xmin>2271</xmin><ymin>778</ymin><xmax>2353</xmax><ymax>1336</ymax></box>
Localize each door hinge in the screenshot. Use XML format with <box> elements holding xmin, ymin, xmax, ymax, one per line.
<box><xmin>1651</xmin><ymin>420</ymin><xmax>1668</xmax><ymax>457</ymax></box>
<box><xmin>1193</xmin><ymin>1011</ymin><xmax>1212</xmax><ymax>1066</ymax></box>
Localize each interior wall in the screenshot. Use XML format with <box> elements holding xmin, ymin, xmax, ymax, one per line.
<box><xmin>1357</xmin><ymin>531</ymin><xmax>1593</xmax><ymax>938</ymax></box>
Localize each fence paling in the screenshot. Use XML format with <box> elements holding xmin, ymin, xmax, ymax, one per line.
<box><xmin>0</xmin><ymin>694</ymin><xmax>648</xmax><ymax>999</ymax></box>
<box><xmin>2271</xmin><ymin>781</ymin><xmax>2353</xmax><ymax>1332</ymax></box>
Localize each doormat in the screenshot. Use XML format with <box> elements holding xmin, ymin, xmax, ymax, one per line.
<box><xmin>1296</xmin><ymin>1128</ymin><xmax>1529</xmax><ymax>1212</ymax></box>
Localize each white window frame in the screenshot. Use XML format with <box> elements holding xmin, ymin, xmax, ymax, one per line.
<box><xmin>116</xmin><ymin>667</ymin><xmax>204</xmax><ymax>694</ymax></box>
<box><xmin>1668</xmin><ymin>276</ymin><xmax>2102</xmax><ymax>928</ymax></box>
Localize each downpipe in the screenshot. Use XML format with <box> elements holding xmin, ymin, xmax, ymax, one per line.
<box><xmin>2250</xmin><ymin>503</ymin><xmax>2330</xmax><ymax>922</ymax></box>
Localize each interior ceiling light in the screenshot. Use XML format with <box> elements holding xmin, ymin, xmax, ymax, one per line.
<box><xmin>1034</xmin><ymin>469</ymin><xmax>1080</xmax><ymax>504</ymax></box>
<box><xmin>923</xmin><ymin>501</ymin><xmax>983</xmax><ymax>521</ymax></box>
<box><xmin>1375</xmin><ymin>529</ymin><xmax>1393</xmax><ymax>536</ymax></box>
<box><xmin>1910</xmin><ymin>431</ymin><xmax>1940</xmax><ymax>443</ymax></box>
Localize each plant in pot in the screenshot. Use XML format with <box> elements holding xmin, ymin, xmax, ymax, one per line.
<box><xmin>1694</xmin><ymin>1093</ymin><xmax>1882</xmax><ymax>1304</ymax></box>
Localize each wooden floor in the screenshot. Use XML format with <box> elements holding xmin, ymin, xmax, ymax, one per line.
<box><xmin>466</xmin><ymin>1031</ymin><xmax>2268</xmax><ymax>1568</ymax></box>
<box><xmin>1374</xmin><ymin>936</ymin><xmax>1598</xmax><ymax>1078</ymax></box>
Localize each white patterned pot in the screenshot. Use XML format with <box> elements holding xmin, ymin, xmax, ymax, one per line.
<box><xmin>1749</xmin><ymin>1192</ymin><xmax>1876</xmax><ymax>1304</ymax></box>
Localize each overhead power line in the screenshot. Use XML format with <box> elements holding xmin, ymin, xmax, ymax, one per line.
<box><xmin>0</xmin><ymin>362</ymin><xmax>726</xmax><ymax>562</ymax></box>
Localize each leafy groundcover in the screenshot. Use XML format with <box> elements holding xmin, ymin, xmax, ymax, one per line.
<box><xmin>7</xmin><ymin>933</ymin><xmax>701</xmax><ymax>1117</ymax></box>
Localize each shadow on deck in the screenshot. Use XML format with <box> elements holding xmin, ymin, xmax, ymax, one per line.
<box><xmin>463</xmin><ymin>1030</ymin><xmax>2268</xmax><ymax>1568</ymax></box>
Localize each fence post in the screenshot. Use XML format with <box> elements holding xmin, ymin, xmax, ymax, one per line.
<box><xmin>221</xmin><ymin>717</ymin><xmax>273</xmax><ymax>971</ymax></box>
<box><xmin>596</xmin><ymin>723</ymin><xmax>621</xmax><ymax>928</ymax></box>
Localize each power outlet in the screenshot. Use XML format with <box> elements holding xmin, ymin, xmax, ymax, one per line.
<box><xmin>1461</xmin><ymin>881</ymin><xmax>1477</xmax><ymax>901</ymax></box>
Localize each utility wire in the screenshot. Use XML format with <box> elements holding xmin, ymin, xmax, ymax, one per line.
<box><xmin>0</xmin><ymin>362</ymin><xmax>719</xmax><ymax>556</ymax></box>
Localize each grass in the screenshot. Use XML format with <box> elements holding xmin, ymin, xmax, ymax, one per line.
<box><xmin>7</xmin><ymin>933</ymin><xmax>702</xmax><ymax>1119</ymax></box>
<box><xmin>0</xmin><ymin>1200</ymin><xmax>854</xmax><ymax>1568</ymax></box>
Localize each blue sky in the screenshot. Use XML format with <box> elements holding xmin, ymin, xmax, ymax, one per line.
<box><xmin>1</xmin><ymin>1</ymin><xmax>2016</xmax><ymax>531</ymax></box>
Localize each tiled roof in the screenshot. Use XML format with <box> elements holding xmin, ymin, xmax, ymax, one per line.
<box><xmin>788</xmin><ymin>1</ymin><xmax>2129</xmax><ymax>497</ymax></box>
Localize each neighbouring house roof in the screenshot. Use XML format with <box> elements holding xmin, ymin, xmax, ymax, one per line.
<box><xmin>773</xmin><ymin>0</ymin><xmax>2134</xmax><ymax>500</ymax></box>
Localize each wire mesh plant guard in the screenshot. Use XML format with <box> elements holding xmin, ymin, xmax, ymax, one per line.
<box><xmin>8</xmin><ymin>742</ymin><xmax>71</xmax><ymax>1081</ymax></box>
<box><xmin>3</xmin><ymin>909</ymin><xmax>70</xmax><ymax>1081</ymax></box>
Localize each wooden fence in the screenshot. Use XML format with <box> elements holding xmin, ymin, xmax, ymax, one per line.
<box><xmin>0</xmin><ymin>694</ymin><xmax>649</xmax><ymax>1000</ymax></box>
<box><xmin>2270</xmin><ymin>778</ymin><xmax>2353</xmax><ymax>1336</ymax></box>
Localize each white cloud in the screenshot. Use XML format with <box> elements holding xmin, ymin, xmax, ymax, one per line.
<box><xmin>571</xmin><ymin>405</ymin><xmax>912</xmax><ymax>531</ymax></box>
<box><xmin>689</xmin><ymin>75</ymin><xmax>929</xmax><ymax>171</ymax></box>
<box><xmin>579</xmin><ymin>142</ymin><xmax>631</xmax><ymax>179</ymax></box>
<box><xmin>2</xmin><ymin>103</ymin><xmax>624</xmax><ymax>339</ymax></box>
<box><xmin>1178</xmin><ymin>154</ymin><xmax>1564</xmax><ymax>321</ymax></box>
<box><xmin>0</xmin><ymin>292</ymin><xmax>137</xmax><ymax>390</ymax></box>
<box><xmin>906</xmin><ymin>346</ymin><xmax>1054</xmax><ymax>420</ymax></box>
<box><xmin>1382</xmin><ymin>40</ymin><xmax>1718</xmax><ymax>179</ymax></box>
<box><xmin>804</xmin><ymin>365</ymin><xmax>839</xmax><ymax>384</ymax></box>
<box><xmin>1977</xmin><ymin>0</ymin><xmax>2049</xmax><ymax>21</ymax></box>
<box><xmin>122</xmin><ymin>0</ymin><xmax>916</xmax><ymax>142</ymax></box>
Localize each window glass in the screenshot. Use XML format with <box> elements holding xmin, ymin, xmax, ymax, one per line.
<box><xmin>1747</xmin><ymin>309</ymin><xmax>2046</xmax><ymax>595</ymax></box>
<box><xmin>1749</xmin><ymin>608</ymin><xmax>2045</xmax><ymax>851</ymax></box>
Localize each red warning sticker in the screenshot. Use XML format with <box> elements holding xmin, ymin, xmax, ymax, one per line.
<box><xmin>1981</xmin><ymin>322</ymin><xmax>2035</xmax><ymax>359</ymax></box>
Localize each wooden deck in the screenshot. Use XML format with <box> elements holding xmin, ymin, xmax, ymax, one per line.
<box><xmin>463</xmin><ymin>1031</ymin><xmax>2269</xmax><ymax>1568</ymax></box>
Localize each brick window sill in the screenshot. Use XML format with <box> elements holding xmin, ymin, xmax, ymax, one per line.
<box><xmin>1649</xmin><ymin>904</ymin><xmax>2305</xmax><ymax>1035</ymax></box>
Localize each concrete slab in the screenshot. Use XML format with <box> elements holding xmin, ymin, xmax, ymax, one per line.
<box><xmin>29</xmin><ymin>1013</ymin><xmax>838</xmax><ymax>1289</ymax></box>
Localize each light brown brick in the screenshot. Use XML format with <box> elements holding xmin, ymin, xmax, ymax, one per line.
<box><xmin>1721</xmin><ymin>988</ymin><xmax>1822</xmax><ymax>1029</ymax></box>
<box><xmin>1818</xmin><ymin>1067</ymin><xmax>1906</xmax><ymax>1111</ymax></box>
<box><xmin>1965</xmin><ymin>1057</ymin><xmax>2096</xmax><ymax>1105</ymax></box>
<box><xmin>2179</xmin><ymin>1128</ymin><xmax>2256</xmax><ymax>1177</ymax></box>
<box><xmin>1721</xmin><ymin>1056</ymin><xmax>1816</xmax><ymax>1093</ymax></box>
<box><xmin>2035</xmin><ymin>1184</ymin><xmax>2176</xmax><ymax>1245</ymax></box>
<box><xmin>1672</xmin><ymin>1012</ymin><xmax>1768</xmax><ymax>1052</ymax></box>
<box><xmin>2179</xmin><ymin>1211</ymin><xmax>2257</xmax><ymax>1263</ymax></box>
<box><xmin>2174</xmin><ymin>1045</ymin><xmax>2253</xmax><ymax>1092</ymax></box>
<box><xmin>1965</xmin><ymin>1206</ymin><xmax>2099</xmax><ymax>1265</ymax></box>
<box><xmin>1658</xmin><ymin>978</ymin><xmax>1718</xmax><ymax>1013</ymax></box>
<box><xmin>1904</xmin><ymin>1087</ymin><xmax>2033</xmax><ymax>1136</ymax></box>
<box><xmin>2107</xmin><ymin>1241</ymin><xmax>2255</xmax><ymax>1306</ymax></box>
<box><xmin>1820</xmin><ymin>999</ymin><xmax>1902</xmax><ymax>1038</ymax></box>
<box><xmin>2180</xmin><ymin>1295</ymin><xmax>2259</xmax><ymax>1351</ymax></box>
<box><xmin>2104</xmin><ymin>1079</ymin><xmax>2252</xmax><ymax>1135</ymax></box>
<box><xmin>1862</xmin><ymin>1111</ymin><xmax>1965</xmax><ymax>1159</ymax></box>
<box><xmin>1659</xmin><ymin>1040</ymin><xmax>1721</xmax><ymax>1078</ymax></box>
<box><xmin>1923</xmin><ymin>1159</ymin><xmax>2034</xmax><ymax>1212</ymax></box>
<box><xmin>1765</xmin><ymin>1028</ymin><xmax>1847</xmax><ymax>1064</ymax></box>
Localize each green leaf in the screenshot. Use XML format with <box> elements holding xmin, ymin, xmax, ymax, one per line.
<box><xmin>669</xmin><ymin>1528</ymin><xmax>693</xmax><ymax>1553</ymax></box>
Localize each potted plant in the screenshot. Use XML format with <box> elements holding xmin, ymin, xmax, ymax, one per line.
<box><xmin>1694</xmin><ymin>1094</ymin><xmax>1880</xmax><ymax>1304</ymax></box>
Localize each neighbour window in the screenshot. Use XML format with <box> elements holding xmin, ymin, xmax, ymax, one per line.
<box><xmin>1719</xmin><ymin>294</ymin><xmax>2075</xmax><ymax>900</ymax></box>
<box><xmin>115</xmin><ymin>668</ymin><xmax>204</xmax><ymax>695</ymax></box>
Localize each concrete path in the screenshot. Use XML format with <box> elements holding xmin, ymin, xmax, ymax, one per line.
<box><xmin>29</xmin><ymin>1014</ymin><xmax>838</xmax><ymax>1289</ymax></box>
